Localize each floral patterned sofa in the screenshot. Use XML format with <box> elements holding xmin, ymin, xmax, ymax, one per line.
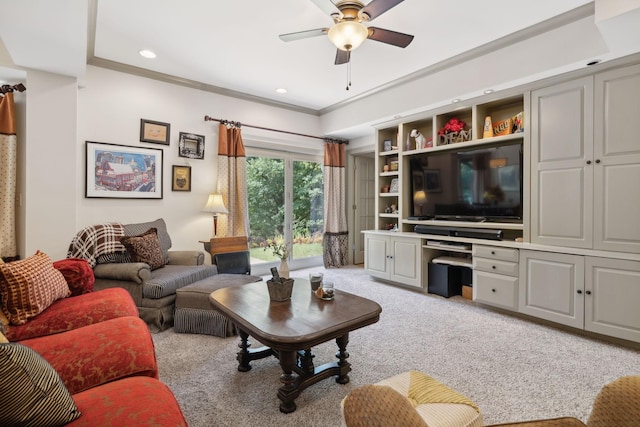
<box><xmin>0</xmin><ymin>251</ymin><xmax>187</xmax><ymax>426</ymax></box>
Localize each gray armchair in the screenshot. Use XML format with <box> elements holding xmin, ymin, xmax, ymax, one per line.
<box><xmin>91</xmin><ymin>219</ymin><xmax>217</xmax><ymax>331</ymax></box>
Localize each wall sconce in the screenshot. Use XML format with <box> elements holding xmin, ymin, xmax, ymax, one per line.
<box><xmin>203</xmin><ymin>194</ymin><xmax>228</xmax><ymax>238</ymax></box>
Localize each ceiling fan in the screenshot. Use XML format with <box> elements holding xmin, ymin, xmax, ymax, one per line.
<box><xmin>279</xmin><ymin>0</ymin><xmax>414</xmax><ymax>65</ymax></box>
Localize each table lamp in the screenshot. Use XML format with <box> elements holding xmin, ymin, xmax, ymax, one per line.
<box><xmin>203</xmin><ymin>194</ymin><xmax>228</xmax><ymax>237</ymax></box>
<box><xmin>414</xmin><ymin>190</ymin><xmax>427</xmax><ymax>215</ymax></box>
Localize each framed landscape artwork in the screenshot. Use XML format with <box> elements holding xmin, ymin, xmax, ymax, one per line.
<box><xmin>86</xmin><ymin>141</ymin><xmax>163</xmax><ymax>199</ymax></box>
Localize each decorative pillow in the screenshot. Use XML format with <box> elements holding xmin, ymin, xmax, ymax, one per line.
<box><xmin>343</xmin><ymin>384</ymin><xmax>428</xmax><ymax>427</ymax></box>
<box><xmin>0</xmin><ymin>343</ymin><xmax>81</xmax><ymax>425</ymax></box>
<box><xmin>0</xmin><ymin>251</ymin><xmax>71</xmax><ymax>326</ymax></box>
<box><xmin>0</xmin><ymin>330</ymin><xmax>7</xmax><ymax>343</ymax></box>
<box><xmin>120</xmin><ymin>228</ymin><xmax>165</xmax><ymax>270</ymax></box>
<box><xmin>124</xmin><ymin>219</ymin><xmax>172</xmax><ymax>264</ymax></box>
<box><xmin>53</xmin><ymin>258</ymin><xmax>95</xmax><ymax>296</ymax></box>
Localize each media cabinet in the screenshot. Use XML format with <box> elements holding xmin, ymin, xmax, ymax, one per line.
<box><xmin>364</xmin><ymin>54</ymin><xmax>640</xmax><ymax>345</ymax></box>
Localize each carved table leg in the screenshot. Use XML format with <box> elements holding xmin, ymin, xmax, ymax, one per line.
<box><xmin>297</xmin><ymin>349</ymin><xmax>315</xmax><ymax>375</ymax></box>
<box><xmin>236</xmin><ymin>329</ymin><xmax>252</xmax><ymax>372</ymax></box>
<box><xmin>335</xmin><ymin>333</ymin><xmax>351</xmax><ymax>384</ymax></box>
<box><xmin>277</xmin><ymin>350</ymin><xmax>299</xmax><ymax>413</ymax></box>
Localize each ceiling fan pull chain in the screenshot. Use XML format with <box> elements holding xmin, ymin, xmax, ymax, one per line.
<box><xmin>346</xmin><ymin>57</ymin><xmax>352</xmax><ymax>91</ymax></box>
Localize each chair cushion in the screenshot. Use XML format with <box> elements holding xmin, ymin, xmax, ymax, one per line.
<box><xmin>0</xmin><ymin>251</ymin><xmax>71</xmax><ymax>325</ymax></box>
<box><xmin>20</xmin><ymin>316</ymin><xmax>158</xmax><ymax>395</ymax></box>
<box><xmin>5</xmin><ymin>288</ymin><xmax>138</xmax><ymax>342</ymax></box>
<box><xmin>0</xmin><ymin>342</ymin><xmax>81</xmax><ymax>426</ymax></box>
<box><xmin>121</xmin><ymin>228</ymin><xmax>165</xmax><ymax>270</ymax></box>
<box><xmin>343</xmin><ymin>384</ymin><xmax>428</xmax><ymax>427</ymax></box>
<box><xmin>68</xmin><ymin>377</ymin><xmax>187</xmax><ymax>426</ymax></box>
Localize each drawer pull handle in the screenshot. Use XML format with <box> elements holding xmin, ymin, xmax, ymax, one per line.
<box><xmin>492</xmin><ymin>265</ymin><xmax>496</xmax><ymax>270</ymax></box>
<box><xmin>491</xmin><ymin>251</ymin><xmax>496</xmax><ymax>255</ymax></box>
<box><xmin>491</xmin><ymin>288</ymin><xmax>496</xmax><ymax>293</ymax></box>
<box><xmin>585</xmin><ymin>290</ymin><xmax>592</xmax><ymax>295</ymax></box>
<box><xmin>577</xmin><ymin>290</ymin><xmax>582</xmax><ymax>294</ymax></box>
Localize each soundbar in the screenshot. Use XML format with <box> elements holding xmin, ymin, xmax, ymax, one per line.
<box><xmin>415</xmin><ymin>225</ymin><xmax>503</xmax><ymax>241</ymax></box>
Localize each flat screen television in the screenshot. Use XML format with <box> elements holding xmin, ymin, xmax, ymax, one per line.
<box><xmin>409</xmin><ymin>142</ymin><xmax>523</xmax><ymax>222</ymax></box>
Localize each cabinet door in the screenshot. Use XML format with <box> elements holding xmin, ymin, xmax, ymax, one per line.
<box><xmin>389</xmin><ymin>237</ymin><xmax>422</xmax><ymax>288</ymax></box>
<box><xmin>530</xmin><ymin>77</ymin><xmax>594</xmax><ymax>248</ymax></box>
<box><xmin>519</xmin><ymin>250</ymin><xmax>585</xmax><ymax>328</ymax></box>
<box><xmin>364</xmin><ymin>234</ymin><xmax>389</xmax><ymax>279</ymax></box>
<box><xmin>585</xmin><ymin>257</ymin><xmax>640</xmax><ymax>343</ymax></box>
<box><xmin>593</xmin><ymin>64</ymin><xmax>640</xmax><ymax>253</ymax></box>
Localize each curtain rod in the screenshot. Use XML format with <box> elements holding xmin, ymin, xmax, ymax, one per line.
<box><xmin>0</xmin><ymin>83</ymin><xmax>26</xmax><ymax>94</ymax></box>
<box><xmin>204</xmin><ymin>115</ymin><xmax>348</xmax><ymax>145</ymax></box>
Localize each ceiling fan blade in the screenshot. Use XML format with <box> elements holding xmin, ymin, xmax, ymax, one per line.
<box><xmin>367</xmin><ymin>27</ymin><xmax>414</xmax><ymax>48</ymax></box>
<box><xmin>335</xmin><ymin>49</ymin><xmax>350</xmax><ymax>65</ymax></box>
<box><xmin>360</xmin><ymin>0</ymin><xmax>404</xmax><ymax>21</ymax></box>
<box><xmin>279</xmin><ymin>28</ymin><xmax>328</xmax><ymax>42</ymax></box>
<box><xmin>309</xmin><ymin>0</ymin><xmax>340</xmax><ymax>16</ymax></box>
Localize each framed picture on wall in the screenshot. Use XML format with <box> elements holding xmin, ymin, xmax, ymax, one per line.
<box><xmin>178</xmin><ymin>132</ymin><xmax>205</xmax><ymax>159</ymax></box>
<box><xmin>85</xmin><ymin>141</ymin><xmax>163</xmax><ymax>199</ymax></box>
<box><xmin>140</xmin><ymin>119</ymin><xmax>170</xmax><ymax>145</ymax></box>
<box><xmin>171</xmin><ymin>165</ymin><xmax>192</xmax><ymax>192</ymax></box>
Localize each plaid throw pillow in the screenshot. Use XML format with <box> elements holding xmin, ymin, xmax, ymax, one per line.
<box><xmin>0</xmin><ymin>251</ymin><xmax>71</xmax><ymax>325</ymax></box>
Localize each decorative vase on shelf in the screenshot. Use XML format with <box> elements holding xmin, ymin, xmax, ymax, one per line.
<box><xmin>279</xmin><ymin>259</ymin><xmax>290</xmax><ymax>279</ymax></box>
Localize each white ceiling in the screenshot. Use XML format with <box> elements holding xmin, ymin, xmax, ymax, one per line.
<box><xmin>2</xmin><ymin>0</ymin><xmax>640</xmax><ymax>140</ymax></box>
<box><xmin>1</xmin><ymin>0</ymin><xmax>597</xmax><ymax>112</ymax></box>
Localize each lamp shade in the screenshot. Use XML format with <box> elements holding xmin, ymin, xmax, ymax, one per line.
<box><xmin>328</xmin><ymin>21</ymin><xmax>368</xmax><ymax>51</ymax></box>
<box><xmin>203</xmin><ymin>194</ymin><xmax>228</xmax><ymax>214</ymax></box>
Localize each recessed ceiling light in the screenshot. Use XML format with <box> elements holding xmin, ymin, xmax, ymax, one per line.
<box><xmin>276</xmin><ymin>88</ymin><xmax>287</xmax><ymax>94</ymax></box>
<box><xmin>484</xmin><ymin>89</ymin><xmax>494</xmax><ymax>94</ymax></box>
<box><xmin>139</xmin><ymin>49</ymin><xmax>156</xmax><ymax>59</ymax></box>
<box><xmin>452</xmin><ymin>98</ymin><xmax>461</xmax><ymax>103</ymax></box>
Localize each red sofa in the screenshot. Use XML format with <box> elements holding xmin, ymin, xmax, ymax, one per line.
<box><xmin>1</xmin><ymin>259</ymin><xmax>187</xmax><ymax>426</ymax></box>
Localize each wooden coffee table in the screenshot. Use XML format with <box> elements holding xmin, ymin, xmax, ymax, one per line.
<box><xmin>209</xmin><ymin>278</ymin><xmax>382</xmax><ymax>413</ymax></box>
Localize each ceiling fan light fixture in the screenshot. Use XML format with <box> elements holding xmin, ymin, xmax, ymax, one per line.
<box><xmin>328</xmin><ymin>21</ymin><xmax>368</xmax><ymax>51</ymax></box>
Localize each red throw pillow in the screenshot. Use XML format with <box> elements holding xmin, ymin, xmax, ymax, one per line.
<box><xmin>53</xmin><ymin>258</ymin><xmax>95</xmax><ymax>296</ymax></box>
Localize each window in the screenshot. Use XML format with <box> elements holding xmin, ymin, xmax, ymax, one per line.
<box><xmin>246</xmin><ymin>149</ymin><xmax>323</xmax><ymax>273</ymax></box>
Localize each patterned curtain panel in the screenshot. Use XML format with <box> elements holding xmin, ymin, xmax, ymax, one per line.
<box><xmin>323</xmin><ymin>141</ymin><xmax>348</xmax><ymax>267</ymax></box>
<box><xmin>0</xmin><ymin>92</ymin><xmax>17</xmax><ymax>259</ymax></box>
<box><xmin>217</xmin><ymin>123</ymin><xmax>249</xmax><ymax>238</ymax></box>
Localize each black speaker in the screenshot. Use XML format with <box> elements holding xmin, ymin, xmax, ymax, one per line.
<box><xmin>452</xmin><ymin>228</ymin><xmax>503</xmax><ymax>240</ymax></box>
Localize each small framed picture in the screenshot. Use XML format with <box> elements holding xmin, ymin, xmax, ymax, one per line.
<box><xmin>140</xmin><ymin>119</ymin><xmax>171</xmax><ymax>145</ymax></box>
<box><xmin>390</xmin><ymin>178</ymin><xmax>399</xmax><ymax>193</ymax></box>
<box><xmin>178</xmin><ymin>132</ymin><xmax>205</xmax><ymax>159</ymax></box>
<box><xmin>171</xmin><ymin>165</ymin><xmax>191</xmax><ymax>192</ymax></box>
<box><xmin>383</xmin><ymin>139</ymin><xmax>392</xmax><ymax>151</ymax></box>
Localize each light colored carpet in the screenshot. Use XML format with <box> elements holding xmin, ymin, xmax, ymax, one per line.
<box><xmin>152</xmin><ymin>265</ymin><xmax>640</xmax><ymax>426</ymax></box>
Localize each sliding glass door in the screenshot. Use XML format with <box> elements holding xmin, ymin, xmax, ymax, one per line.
<box><xmin>246</xmin><ymin>149</ymin><xmax>323</xmax><ymax>274</ymax></box>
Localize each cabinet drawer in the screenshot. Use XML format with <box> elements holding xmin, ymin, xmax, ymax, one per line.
<box><xmin>473</xmin><ymin>257</ymin><xmax>519</xmax><ymax>276</ymax></box>
<box><xmin>473</xmin><ymin>245</ymin><xmax>519</xmax><ymax>262</ymax></box>
<box><xmin>473</xmin><ymin>271</ymin><xmax>519</xmax><ymax>310</ymax></box>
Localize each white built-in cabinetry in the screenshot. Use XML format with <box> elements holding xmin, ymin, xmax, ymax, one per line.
<box><xmin>520</xmin><ymin>251</ymin><xmax>640</xmax><ymax>343</ymax></box>
<box><xmin>364</xmin><ymin>233</ymin><xmax>424</xmax><ymax>288</ymax></box>
<box><xmin>363</xmin><ymin>56</ymin><xmax>640</xmax><ymax>345</ymax></box>
<box><xmin>531</xmin><ymin>64</ymin><xmax>640</xmax><ymax>253</ymax></box>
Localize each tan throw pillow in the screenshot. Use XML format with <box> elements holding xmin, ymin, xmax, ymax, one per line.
<box><xmin>0</xmin><ymin>251</ymin><xmax>71</xmax><ymax>326</ymax></box>
<box><xmin>120</xmin><ymin>228</ymin><xmax>165</xmax><ymax>270</ymax></box>
<box><xmin>343</xmin><ymin>384</ymin><xmax>429</xmax><ymax>427</ymax></box>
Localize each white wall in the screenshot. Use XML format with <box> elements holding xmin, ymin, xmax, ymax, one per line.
<box><xmin>18</xmin><ymin>65</ymin><xmax>327</xmax><ymax>260</ymax></box>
